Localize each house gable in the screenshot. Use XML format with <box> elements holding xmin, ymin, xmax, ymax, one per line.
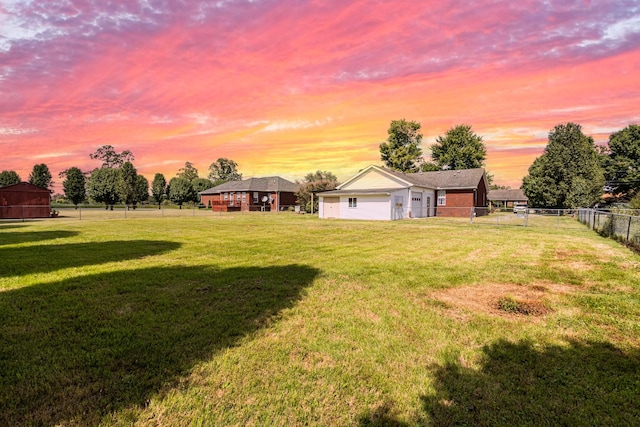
<box><xmin>339</xmin><ymin>166</ymin><xmax>410</xmax><ymax>191</ymax></box>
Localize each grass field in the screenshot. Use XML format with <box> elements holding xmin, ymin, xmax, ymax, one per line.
<box><xmin>1</xmin><ymin>214</ymin><xmax>639</xmax><ymax>426</ymax></box>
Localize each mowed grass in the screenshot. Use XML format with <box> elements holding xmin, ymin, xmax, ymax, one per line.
<box><xmin>1</xmin><ymin>214</ymin><xmax>639</xmax><ymax>426</ymax></box>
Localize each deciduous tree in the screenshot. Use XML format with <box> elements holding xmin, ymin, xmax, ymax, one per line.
<box><xmin>522</xmin><ymin>123</ymin><xmax>604</xmax><ymax>208</ymax></box>
<box><xmin>0</xmin><ymin>170</ymin><xmax>21</xmax><ymax>187</ymax></box>
<box><xmin>89</xmin><ymin>145</ymin><xmax>134</xmax><ymax>168</ymax></box>
<box><xmin>116</xmin><ymin>162</ymin><xmax>138</xmax><ymax>207</ymax></box>
<box><xmin>430</xmin><ymin>124</ymin><xmax>486</xmax><ymax>170</ymax></box>
<box><xmin>192</xmin><ymin>178</ymin><xmax>215</xmax><ymax>203</ymax></box>
<box><xmin>379</xmin><ymin>119</ymin><xmax>423</xmax><ymax>172</ymax></box>
<box><xmin>151</xmin><ymin>173</ymin><xmax>167</xmax><ymax>209</ymax></box>
<box><xmin>135</xmin><ymin>175</ymin><xmax>149</xmax><ymax>206</ymax></box>
<box><xmin>28</xmin><ymin>163</ymin><xmax>53</xmax><ymax>189</ymax></box>
<box><xmin>168</xmin><ymin>177</ymin><xmax>195</xmax><ymax>208</ymax></box>
<box><xmin>296</xmin><ymin>170</ymin><xmax>339</xmax><ymax>213</ymax></box>
<box><xmin>62</xmin><ymin>167</ymin><xmax>86</xmax><ymax>207</ymax></box>
<box><xmin>208</xmin><ymin>158</ymin><xmax>242</xmax><ymax>184</ymax></box>
<box><xmin>88</xmin><ymin>168</ymin><xmax>121</xmax><ymax>209</ymax></box>
<box><xmin>604</xmin><ymin>124</ymin><xmax>640</xmax><ymax>198</ymax></box>
<box><xmin>177</xmin><ymin>162</ymin><xmax>199</xmax><ymax>182</ymax></box>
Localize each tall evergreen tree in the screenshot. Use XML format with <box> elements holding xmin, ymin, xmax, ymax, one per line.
<box><xmin>522</xmin><ymin>123</ymin><xmax>604</xmax><ymax>208</ymax></box>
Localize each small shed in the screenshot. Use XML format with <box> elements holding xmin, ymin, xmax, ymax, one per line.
<box><xmin>0</xmin><ymin>182</ymin><xmax>51</xmax><ymax>219</ymax></box>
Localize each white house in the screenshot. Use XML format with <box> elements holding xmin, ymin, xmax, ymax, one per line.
<box><xmin>318</xmin><ymin>165</ymin><xmax>488</xmax><ymax>220</ymax></box>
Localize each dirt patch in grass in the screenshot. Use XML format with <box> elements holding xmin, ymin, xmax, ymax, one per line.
<box><xmin>431</xmin><ymin>283</ymin><xmax>575</xmax><ymax>319</ymax></box>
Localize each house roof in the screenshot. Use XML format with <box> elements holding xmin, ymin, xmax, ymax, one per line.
<box><xmin>487</xmin><ymin>189</ymin><xmax>528</xmax><ymax>201</ymax></box>
<box><xmin>341</xmin><ymin>165</ymin><xmax>487</xmax><ymax>190</ymax></box>
<box><xmin>0</xmin><ymin>182</ymin><xmax>51</xmax><ymax>192</ymax></box>
<box><xmin>200</xmin><ymin>176</ymin><xmax>299</xmax><ymax>194</ymax></box>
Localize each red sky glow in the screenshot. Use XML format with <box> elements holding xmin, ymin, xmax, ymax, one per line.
<box><xmin>1</xmin><ymin>0</ymin><xmax>639</xmax><ymax>191</ymax></box>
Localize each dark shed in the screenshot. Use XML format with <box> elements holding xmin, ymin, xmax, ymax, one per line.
<box><xmin>0</xmin><ymin>182</ymin><xmax>51</xmax><ymax>219</ymax></box>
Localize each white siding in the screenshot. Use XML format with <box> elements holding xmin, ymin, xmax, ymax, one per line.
<box><xmin>340</xmin><ymin>168</ymin><xmax>407</xmax><ymax>190</ymax></box>
<box><xmin>339</xmin><ymin>194</ymin><xmax>391</xmax><ymax>220</ymax></box>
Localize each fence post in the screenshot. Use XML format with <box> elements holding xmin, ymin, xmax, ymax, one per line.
<box><xmin>627</xmin><ymin>216</ymin><xmax>633</xmax><ymax>244</ymax></box>
<box><xmin>469</xmin><ymin>208</ymin><xmax>474</xmax><ymax>224</ymax></box>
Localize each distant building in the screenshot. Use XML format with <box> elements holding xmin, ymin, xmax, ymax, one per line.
<box><xmin>200</xmin><ymin>176</ymin><xmax>299</xmax><ymax>212</ymax></box>
<box><xmin>487</xmin><ymin>189</ymin><xmax>528</xmax><ymax>209</ymax></box>
<box><xmin>0</xmin><ymin>182</ymin><xmax>51</xmax><ymax>219</ymax></box>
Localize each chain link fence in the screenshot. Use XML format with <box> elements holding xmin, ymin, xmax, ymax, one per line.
<box><xmin>0</xmin><ymin>204</ymin><xmax>302</xmax><ymax>222</ymax></box>
<box><xmin>578</xmin><ymin>208</ymin><xmax>640</xmax><ymax>250</ymax></box>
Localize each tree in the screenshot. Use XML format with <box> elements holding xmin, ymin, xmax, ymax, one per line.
<box><xmin>62</xmin><ymin>167</ymin><xmax>86</xmax><ymax>207</ymax></box>
<box><xmin>420</xmin><ymin>162</ymin><xmax>441</xmax><ymax>172</ymax></box>
<box><xmin>89</xmin><ymin>145</ymin><xmax>134</xmax><ymax>168</ymax></box>
<box><xmin>604</xmin><ymin>124</ymin><xmax>640</xmax><ymax>198</ymax></box>
<box><xmin>295</xmin><ymin>170</ymin><xmax>339</xmax><ymax>213</ymax></box>
<box><xmin>135</xmin><ymin>175</ymin><xmax>149</xmax><ymax>206</ymax></box>
<box><xmin>28</xmin><ymin>163</ymin><xmax>53</xmax><ymax>189</ymax></box>
<box><xmin>430</xmin><ymin>124</ymin><xmax>487</xmax><ymax>170</ymax></box>
<box><xmin>522</xmin><ymin>123</ymin><xmax>604</xmax><ymax>208</ymax></box>
<box><xmin>208</xmin><ymin>158</ymin><xmax>242</xmax><ymax>184</ymax></box>
<box><xmin>151</xmin><ymin>173</ymin><xmax>167</xmax><ymax>209</ymax></box>
<box><xmin>87</xmin><ymin>168</ymin><xmax>120</xmax><ymax>209</ymax></box>
<box><xmin>0</xmin><ymin>170</ymin><xmax>21</xmax><ymax>187</ymax></box>
<box><xmin>192</xmin><ymin>178</ymin><xmax>214</xmax><ymax>203</ymax></box>
<box><xmin>116</xmin><ymin>162</ymin><xmax>138</xmax><ymax>207</ymax></box>
<box><xmin>177</xmin><ymin>161</ymin><xmax>199</xmax><ymax>182</ymax></box>
<box><xmin>379</xmin><ymin>119</ymin><xmax>424</xmax><ymax>172</ymax></box>
<box><xmin>167</xmin><ymin>177</ymin><xmax>195</xmax><ymax>208</ymax></box>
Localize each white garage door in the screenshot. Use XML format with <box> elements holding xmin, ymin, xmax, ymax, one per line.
<box><xmin>411</xmin><ymin>192</ymin><xmax>423</xmax><ymax>218</ymax></box>
<box><xmin>323</xmin><ymin>197</ymin><xmax>340</xmax><ymax>218</ymax></box>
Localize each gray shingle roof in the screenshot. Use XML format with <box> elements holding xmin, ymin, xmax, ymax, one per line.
<box><xmin>382</xmin><ymin>167</ymin><xmax>486</xmax><ymax>190</ymax></box>
<box><xmin>487</xmin><ymin>189</ymin><xmax>528</xmax><ymax>201</ymax></box>
<box><xmin>200</xmin><ymin>176</ymin><xmax>299</xmax><ymax>194</ymax></box>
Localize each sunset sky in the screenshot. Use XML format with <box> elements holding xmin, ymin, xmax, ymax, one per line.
<box><xmin>1</xmin><ymin>0</ymin><xmax>639</xmax><ymax>191</ymax></box>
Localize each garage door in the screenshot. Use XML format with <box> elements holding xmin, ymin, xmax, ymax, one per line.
<box><xmin>323</xmin><ymin>197</ymin><xmax>340</xmax><ymax>218</ymax></box>
<box><xmin>411</xmin><ymin>192</ymin><xmax>423</xmax><ymax>218</ymax></box>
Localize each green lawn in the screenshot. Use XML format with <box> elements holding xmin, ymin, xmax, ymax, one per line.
<box><xmin>1</xmin><ymin>214</ymin><xmax>639</xmax><ymax>426</ymax></box>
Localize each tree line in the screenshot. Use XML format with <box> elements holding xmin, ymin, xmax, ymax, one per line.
<box><xmin>377</xmin><ymin>119</ymin><xmax>640</xmax><ymax>209</ymax></box>
<box><xmin>0</xmin><ymin>146</ymin><xmax>244</xmax><ymax>209</ymax></box>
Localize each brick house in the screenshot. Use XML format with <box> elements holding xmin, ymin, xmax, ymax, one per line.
<box><xmin>0</xmin><ymin>182</ymin><xmax>51</xmax><ymax>219</ymax></box>
<box><xmin>317</xmin><ymin>165</ymin><xmax>488</xmax><ymax>220</ymax></box>
<box><xmin>487</xmin><ymin>189</ymin><xmax>528</xmax><ymax>209</ymax></box>
<box><xmin>200</xmin><ymin>176</ymin><xmax>299</xmax><ymax>212</ymax></box>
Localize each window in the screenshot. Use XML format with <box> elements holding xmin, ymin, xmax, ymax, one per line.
<box><xmin>223</xmin><ymin>193</ymin><xmax>228</xmax><ymax>200</ymax></box>
<box><xmin>348</xmin><ymin>197</ymin><xmax>358</xmax><ymax>208</ymax></box>
<box><xmin>437</xmin><ymin>190</ymin><xmax>446</xmax><ymax>206</ymax></box>
<box><xmin>253</xmin><ymin>192</ymin><xmax>258</xmax><ymax>203</ymax></box>
<box><xmin>241</xmin><ymin>192</ymin><xmax>246</xmax><ymax>202</ymax></box>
